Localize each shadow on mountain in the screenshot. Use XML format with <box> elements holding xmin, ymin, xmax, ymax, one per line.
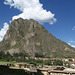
<box><xmin>0</xmin><ymin>65</ymin><xmax>29</xmax><ymax>75</ymax></box>
<box><xmin>0</xmin><ymin>65</ymin><xmax>44</xmax><ymax>75</ymax></box>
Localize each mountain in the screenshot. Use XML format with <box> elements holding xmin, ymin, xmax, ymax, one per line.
<box><xmin>0</xmin><ymin>18</ymin><xmax>75</xmax><ymax>58</ymax></box>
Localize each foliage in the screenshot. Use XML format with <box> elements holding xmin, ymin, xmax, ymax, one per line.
<box><xmin>0</xmin><ymin>51</ymin><xmax>28</xmax><ymax>62</ymax></box>
<box><xmin>53</xmin><ymin>60</ymin><xmax>63</xmax><ymax>66</ymax></box>
<box><xmin>69</xmin><ymin>59</ymin><xmax>72</xmax><ymax>61</ymax></box>
<box><xmin>35</xmin><ymin>53</ymin><xmax>45</xmax><ymax>58</ymax></box>
<box><xmin>64</xmin><ymin>61</ymin><xmax>70</xmax><ymax>67</ymax></box>
<box><xmin>28</xmin><ymin>59</ymin><xmax>43</xmax><ymax>65</ymax></box>
<box><xmin>44</xmin><ymin>60</ymin><xmax>52</xmax><ymax>65</ymax></box>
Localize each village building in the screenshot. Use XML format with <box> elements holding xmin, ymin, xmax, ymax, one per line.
<box><xmin>6</xmin><ymin>62</ymin><xmax>75</xmax><ymax>75</ymax></box>
<box><xmin>7</xmin><ymin>63</ymin><xmax>15</xmax><ymax>67</ymax></box>
<box><xmin>37</xmin><ymin>68</ymin><xmax>75</xmax><ymax>75</ymax></box>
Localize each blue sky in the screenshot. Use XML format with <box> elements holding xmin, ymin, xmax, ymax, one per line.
<box><xmin>0</xmin><ymin>0</ymin><xmax>75</xmax><ymax>47</ymax></box>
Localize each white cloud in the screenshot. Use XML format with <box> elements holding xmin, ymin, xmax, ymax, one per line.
<box><xmin>69</xmin><ymin>41</ymin><xmax>75</xmax><ymax>43</ymax></box>
<box><xmin>0</xmin><ymin>37</ymin><xmax>3</xmax><ymax>42</ymax></box>
<box><xmin>9</xmin><ymin>20</ymin><xmax>12</xmax><ymax>23</ymax></box>
<box><xmin>4</xmin><ymin>0</ymin><xmax>56</xmax><ymax>24</ymax></box>
<box><xmin>0</xmin><ymin>22</ymin><xmax>9</xmax><ymax>42</ymax></box>
<box><xmin>68</xmin><ymin>43</ymin><xmax>75</xmax><ymax>48</ymax></box>
<box><xmin>71</xmin><ymin>45</ymin><xmax>75</xmax><ymax>48</ymax></box>
<box><xmin>68</xmin><ymin>41</ymin><xmax>75</xmax><ymax>48</ymax></box>
<box><xmin>68</xmin><ymin>43</ymin><xmax>71</xmax><ymax>45</ymax></box>
<box><xmin>72</xmin><ymin>26</ymin><xmax>75</xmax><ymax>30</ymax></box>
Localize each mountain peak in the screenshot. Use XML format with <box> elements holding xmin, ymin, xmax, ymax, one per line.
<box><xmin>0</xmin><ymin>18</ymin><xmax>75</xmax><ymax>58</ymax></box>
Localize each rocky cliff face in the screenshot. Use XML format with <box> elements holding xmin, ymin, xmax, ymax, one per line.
<box><xmin>0</xmin><ymin>18</ymin><xmax>75</xmax><ymax>58</ymax></box>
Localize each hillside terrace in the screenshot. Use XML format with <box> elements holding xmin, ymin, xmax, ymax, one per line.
<box><xmin>1</xmin><ymin>62</ymin><xmax>75</xmax><ymax>75</ymax></box>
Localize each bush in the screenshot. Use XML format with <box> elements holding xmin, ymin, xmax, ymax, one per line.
<box><xmin>44</xmin><ymin>60</ymin><xmax>52</xmax><ymax>65</ymax></box>
<box><xmin>35</xmin><ymin>53</ymin><xmax>45</xmax><ymax>58</ymax></box>
<box><xmin>53</xmin><ymin>60</ymin><xmax>63</xmax><ymax>66</ymax></box>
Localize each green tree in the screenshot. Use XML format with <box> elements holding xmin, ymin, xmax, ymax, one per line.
<box><xmin>69</xmin><ymin>59</ymin><xmax>72</xmax><ymax>61</ymax></box>
<box><xmin>44</xmin><ymin>60</ymin><xmax>52</xmax><ymax>65</ymax></box>
<box><xmin>53</xmin><ymin>60</ymin><xmax>63</xmax><ymax>66</ymax></box>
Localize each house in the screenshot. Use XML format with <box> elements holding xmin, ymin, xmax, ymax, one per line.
<box><xmin>68</xmin><ymin>61</ymin><xmax>75</xmax><ymax>68</ymax></box>
<box><xmin>37</xmin><ymin>66</ymin><xmax>75</xmax><ymax>75</ymax></box>
<box><xmin>7</xmin><ymin>63</ymin><xmax>15</xmax><ymax>67</ymax></box>
<box><xmin>37</xmin><ymin>68</ymin><xmax>75</xmax><ymax>75</ymax></box>
<box><xmin>15</xmin><ymin>63</ymin><xmax>30</xmax><ymax>68</ymax></box>
<box><xmin>49</xmin><ymin>70</ymin><xmax>75</xmax><ymax>75</ymax></box>
<box><xmin>37</xmin><ymin>68</ymin><xmax>49</xmax><ymax>75</ymax></box>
